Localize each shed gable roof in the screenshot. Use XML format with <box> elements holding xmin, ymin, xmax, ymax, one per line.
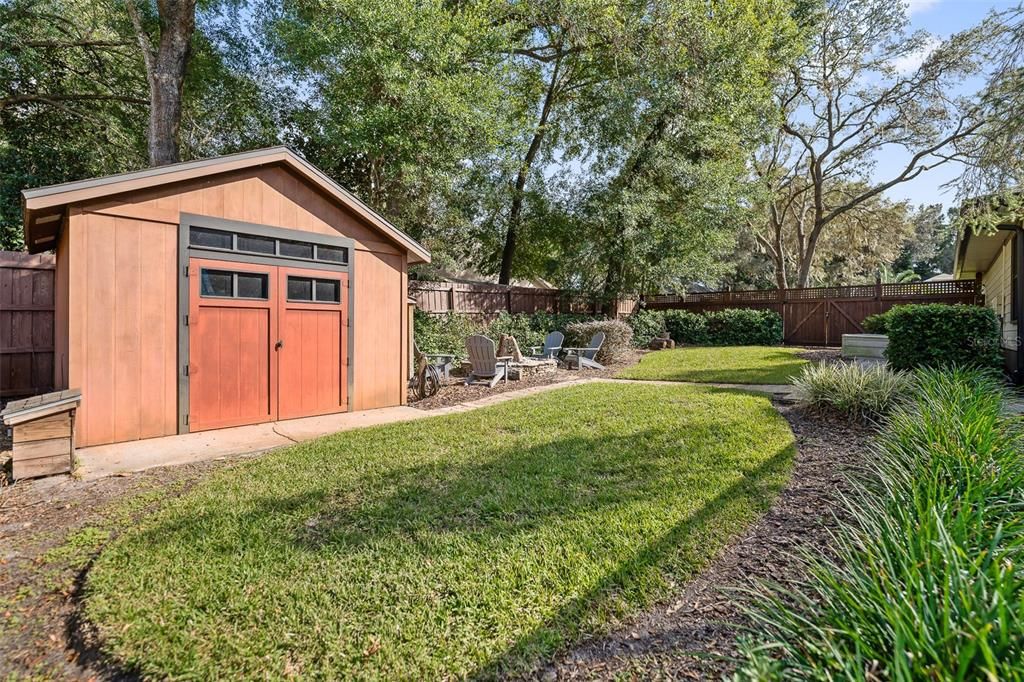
<box><xmin>21</xmin><ymin>146</ymin><xmax>430</xmax><ymax>263</ymax></box>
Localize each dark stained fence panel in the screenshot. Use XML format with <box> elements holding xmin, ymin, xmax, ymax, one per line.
<box><xmin>1</xmin><ymin>252</ymin><xmax>55</xmax><ymax>398</ymax></box>
<box><xmin>410</xmin><ymin>281</ymin><xmax>637</xmax><ymax>320</ymax></box>
<box><xmin>643</xmin><ymin>280</ymin><xmax>981</xmax><ymax>346</ymax></box>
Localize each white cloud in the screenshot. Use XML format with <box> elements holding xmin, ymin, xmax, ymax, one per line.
<box><xmin>907</xmin><ymin>0</ymin><xmax>940</xmax><ymax>16</ymax></box>
<box><xmin>891</xmin><ymin>35</ymin><xmax>942</xmax><ymax>74</ymax></box>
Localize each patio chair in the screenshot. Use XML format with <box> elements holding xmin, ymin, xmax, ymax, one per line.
<box><xmin>528</xmin><ymin>331</ymin><xmax>564</xmax><ymax>360</ymax></box>
<box><xmin>464</xmin><ymin>335</ymin><xmax>511</xmax><ymax>387</ymax></box>
<box><xmin>561</xmin><ymin>332</ymin><xmax>606</xmax><ymax>370</ymax></box>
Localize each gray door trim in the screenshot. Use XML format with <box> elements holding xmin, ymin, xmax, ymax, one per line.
<box><xmin>177</xmin><ymin>214</ymin><xmax>356</xmax><ymax>434</ymax></box>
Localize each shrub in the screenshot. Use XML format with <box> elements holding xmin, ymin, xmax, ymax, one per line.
<box><xmin>663</xmin><ymin>310</ymin><xmax>708</xmax><ymax>345</ymax></box>
<box><xmin>413</xmin><ymin>310</ymin><xmax>482</xmax><ymax>358</ymax></box>
<box><xmin>626</xmin><ymin>309</ymin><xmax>666</xmax><ymax>347</ymax></box>
<box><xmin>413</xmin><ymin>310</ymin><xmax>597</xmax><ymax>359</ymax></box>
<box><xmin>663</xmin><ymin>308</ymin><xmax>783</xmax><ymax>346</ymax></box>
<box><xmin>737</xmin><ymin>368</ymin><xmax>1024</xmax><ymax>679</ymax></box>
<box><xmin>884</xmin><ymin>304</ymin><xmax>1002</xmax><ymax>371</ymax></box>
<box><xmin>861</xmin><ymin>309</ymin><xmax>892</xmax><ymax>334</ymax></box>
<box><xmin>564</xmin><ymin>319</ymin><xmax>633</xmax><ymax>364</ymax></box>
<box><xmin>487</xmin><ymin>312</ymin><xmax>546</xmax><ymax>351</ymax></box>
<box><xmin>791</xmin><ymin>362</ymin><xmax>915</xmax><ymax>421</ymax></box>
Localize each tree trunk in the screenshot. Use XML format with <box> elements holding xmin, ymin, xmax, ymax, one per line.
<box><xmin>126</xmin><ymin>0</ymin><xmax>196</xmax><ymax>167</ymax></box>
<box><xmin>498</xmin><ymin>53</ymin><xmax>562</xmax><ymax>285</ymax></box>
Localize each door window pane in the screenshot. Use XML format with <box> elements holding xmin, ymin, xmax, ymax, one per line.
<box><xmin>315</xmin><ymin>279</ymin><xmax>340</xmax><ymax>302</ymax></box>
<box><xmin>237</xmin><ymin>234</ymin><xmax>276</xmax><ymax>255</ymax></box>
<box><xmin>190</xmin><ymin>227</ymin><xmax>232</xmax><ymax>250</ymax></box>
<box><xmin>279</xmin><ymin>240</ymin><xmax>314</xmax><ymax>259</ymax></box>
<box><xmin>236</xmin><ymin>272</ymin><xmax>269</xmax><ymax>299</ymax></box>
<box><xmin>200</xmin><ymin>270</ymin><xmax>233</xmax><ymax>297</ymax></box>
<box><xmin>287</xmin><ymin>276</ymin><xmax>313</xmax><ymax>301</ymax></box>
<box><xmin>317</xmin><ymin>245</ymin><xmax>348</xmax><ymax>264</ymax></box>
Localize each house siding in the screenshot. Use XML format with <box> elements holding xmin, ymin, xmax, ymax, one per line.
<box><xmin>981</xmin><ymin>237</ymin><xmax>1019</xmax><ymax>353</ymax></box>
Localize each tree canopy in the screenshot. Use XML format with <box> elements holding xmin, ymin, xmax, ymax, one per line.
<box><xmin>0</xmin><ymin>0</ymin><xmax>1007</xmax><ymax>295</ymax></box>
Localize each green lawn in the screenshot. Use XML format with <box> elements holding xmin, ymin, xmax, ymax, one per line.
<box><xmin>618</xmin><ymin>346</ymin><xmax>809</xmax><ymax>384</ymax></box>
<box><xmin>84</xmin><ymin>382</ymin><xmax>794</xmax><ymax>679</ymax></box>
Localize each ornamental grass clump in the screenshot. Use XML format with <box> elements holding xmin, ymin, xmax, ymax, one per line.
<box><xmin>736</xmin><ymin>368</ymin><xmax>1024</xmax><ymax>680</ymax></box>
<box><xmin>790</xmin><ymin>361</ymin><xmax>915</xmax><ymax>421</ymax></box>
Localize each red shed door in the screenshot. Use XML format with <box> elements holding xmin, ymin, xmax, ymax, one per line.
<box><xmin>277</xmin><ymin>266</ymin><xmax>349</xmax><ymax>420</ymax></box>
<box><xmin>187</xmin><ymin>259</ymin><xmax>348</xmax><ymax>431</ymax></box>
<box><xmin>188</xmin><ymin>258</ymin><xmax>277</xmax><ymax>431</ymax></box>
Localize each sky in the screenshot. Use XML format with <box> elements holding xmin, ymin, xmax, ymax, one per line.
<box><xmin>880</xmin><ymin>0</ymin><xmax>1018</xmax><ymax>210</ymax></box>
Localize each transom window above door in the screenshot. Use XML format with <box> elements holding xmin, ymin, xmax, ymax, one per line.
<box><xmin>287</xmin><ymin>276</ymin><xmax>341</xmax><ymax>303</ymax></box>
<box><xmin>189</xmin><ymin>226</ymin><xmax>349</xmax><ymax>265</ymax></box>
<box><xmin>200</xmin><ymin>269</ymin><xmax>269</xmax><ymax>299</ymax></box>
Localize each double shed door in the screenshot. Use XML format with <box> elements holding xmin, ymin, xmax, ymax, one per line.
<box><xmin>187</xmin><ymin>257</ymin><xmax>349</xmax><ymax>431</ymax></box>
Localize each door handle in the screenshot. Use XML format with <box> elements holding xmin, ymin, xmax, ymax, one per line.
<box><xmin>275</xmin><ymin>339</ymin><xmax>284</xmax><ymax>350</ymax></box>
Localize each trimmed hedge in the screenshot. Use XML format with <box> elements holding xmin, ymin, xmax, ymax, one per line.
<box><xmin>625</xmin><ymin>309</ymin><xmax>666</xmax><ymax>347</ymax></box>
<box><xmin>565</xmin><ymin>319</ymin><xmax>633</xmax><ymax>364</ymax></box>
<box><xmin>662</xmin><ymin>308</ymin><xmax>783</xmax><ymax>346</ymax></box>
<box><xmin>862</xmin><ymin>310</ymin><xmax>891</xmax><ymax>334</ymax></box>
<box><xmin>884</xmin><ymin>304</ymin><xmax>1002</xmax><ymax>371</ymax></box>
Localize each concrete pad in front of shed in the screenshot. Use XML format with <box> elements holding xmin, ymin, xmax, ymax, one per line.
<box><xmin>75</xmin><ymin>406</ymin><xmax>427</xmax><ymax>480</ymax></box>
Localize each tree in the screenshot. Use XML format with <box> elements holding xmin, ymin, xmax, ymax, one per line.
<box><xmin>891</xmin><ymin>204</ymin><xmax>957</xmax><ymax>278</ymax></box>
<box><xmin>124</xmin><ymin>0</ymin><xmax>197</xmax><ymax>165</ymax></box>
<box><xmin>753</xmin><ymin>0</ymin><xmax>987</xmax><ymax>289</ymax></box>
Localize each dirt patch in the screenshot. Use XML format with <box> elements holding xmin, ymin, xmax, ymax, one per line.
<box><xmin>410</xmin><ymin>352</ymin><xmax>642</xmax><ymax>411</ymax></box>
<box><xmin>0</xmin><ymin>455</ymin><xmax>253</xmax><ymax>680</ymax></box>
<box><xmin>537</xmin><ymin>405</ymin><xmax>873</xmax><ymax>680</ymax></box>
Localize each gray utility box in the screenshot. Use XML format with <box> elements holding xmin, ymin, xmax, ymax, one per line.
<box><xmin>842</xmin><ymin>334</ymin><xmax>888</xmax><ymax>359</ymax></box>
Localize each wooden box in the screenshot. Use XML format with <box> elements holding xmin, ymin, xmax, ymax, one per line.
<box><xmin>1</xmin><ymin>389</ymin><xmax>80</xmax><ymax>480</ymax></box>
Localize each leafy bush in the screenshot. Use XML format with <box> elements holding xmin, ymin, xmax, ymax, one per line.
<box><xmin>791</xmin><ymin>362</ymin><xmax>915</xmax><ymax>421</ymax></box>
<box><xmin>565</xmin><ymin>319</ymin><xmax>633</xmax><ymax>364</ymax></box>
<box><xmin>861</xmin><ymin>309</ymin><xmax>892</xmax><ymax>334</ymax></box>
<box><xmin>738</xmin><ymin>368</ymin><xmax>1024</xmax><ymax>679</ymax></box>
<box><xmin>884</xmin><ymin>304</ymin><xmax>1002</xmax><ymax>371</ymax></box>
<box><xmin>413</xmin><ymin>310</ymin><xmax>482</xmax><ymax>357</ymax></box>
<box><xmin>663</xmin><ymin>308</ymin><xmax>783</xmax><ymax>346</ymax></box>
<box><xmin>413</xmin><ymin>310</ymin><xmax>596</xmax><ymax>359</ymax></box>
<box><xmin>626</xmin><ymin>309</ymin><xmax>666</xmax><ymax>347</ymax></box>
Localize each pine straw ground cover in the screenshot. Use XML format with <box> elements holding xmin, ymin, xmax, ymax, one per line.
<box><xmin>617</xmin><ymin>346</ymin><xmax>809</xmax><ymax>385</ymax></box>
<box><xmin>82</xmin><ymin>382</ymin><xmax>794</xmax><ymax>679</ymax></box>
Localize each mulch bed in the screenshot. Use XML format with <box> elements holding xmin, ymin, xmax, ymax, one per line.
<box><xmin>797</xmin><ymin>347</ymin><xmax>843</xmax><ymax>364</ymax></box>
<box><xmin>537</xmin><ymin>405</ymin><xmax>874</xmax><ymax>680</ymax></box>
<box><xmin>409</xmin><ymin>352</ymin><xmax>642</xmax><ymax>411</ymax></box>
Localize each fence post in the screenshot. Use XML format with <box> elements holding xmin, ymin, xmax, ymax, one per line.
<box><xmin>874</xmin><ymin>276</ymin><xmax>882</xmax><ymax>301</ymax></box>
<box><xmin>447</xmin><ymin>284</ymin><xmax>455</xmax><ymax>313</ymax></box>
<box><xmin>506</xmin><ymin>288</ymin><xmax>513</xmax><ymax>314</ymax></box>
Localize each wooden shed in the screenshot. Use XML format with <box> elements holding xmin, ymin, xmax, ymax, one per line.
<box><xmin>20</xmin><ymin>147</ymin><xmax>430</xmax><ymax>448</ymax></box>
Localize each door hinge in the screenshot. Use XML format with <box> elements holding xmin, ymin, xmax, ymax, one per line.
<box><xmin>184</xmin><ymin>314</ymin><xmax>189</xmax><ymax>327</ymax></box>
<box><xmin>184</xmin><ymin>414</ymin><xmax>189</xmax><ymax>425</ymax></box>
<box><xmin>184</xmin><ymin>265</ymin><xmax>189</xmax><ymax>277</ymax></box>
<box><xmin>183</xmin><ymin>364</ymin><xmax>189</xmax><ymax>377</ymax></box>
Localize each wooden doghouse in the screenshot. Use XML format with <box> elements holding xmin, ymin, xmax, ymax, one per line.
<box><xmin>1</xmin><ymin>389</ymin><xmax>80</xmax><ymax>479</ymax></box>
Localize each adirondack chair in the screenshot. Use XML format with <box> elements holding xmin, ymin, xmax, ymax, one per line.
<box><xmin>464</xmin><ymin>335</ymin><xmax>510</xmax><ymax>387</ymax></box>
<box><xmin>561</xmin><ymin>332</ymin><xmax>606</xmax><ymax>370</ymax></box>
<box><xmin>528</xmin><ymin>331</ymin><xmax>564</xmax><ymax>359</ymax></box>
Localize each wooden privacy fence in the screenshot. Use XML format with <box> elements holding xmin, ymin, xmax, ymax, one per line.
<box><xmin>410</xmin><ymin>281</ymin><xmax>638</xmax><ymax>319</ymax></box>
<box><xmin>1</xmin><ymin>251</ymin><xmax>55</xmax><ymax>399</ymax></box>
<box><xmin>643</xmin><ymin>279</ymin><xmax>982</xmax><ymax>346</ymax></box>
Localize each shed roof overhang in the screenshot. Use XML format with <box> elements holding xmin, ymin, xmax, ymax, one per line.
<box><xmin>20</xmin><ymin>146</ymin><xmax>431</xmax><ymax>263</ymax></box>
<box><xmin>954</xmin><ymin>225</ymin><xmax>1016</xmax><ymax>279</ymax></box>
